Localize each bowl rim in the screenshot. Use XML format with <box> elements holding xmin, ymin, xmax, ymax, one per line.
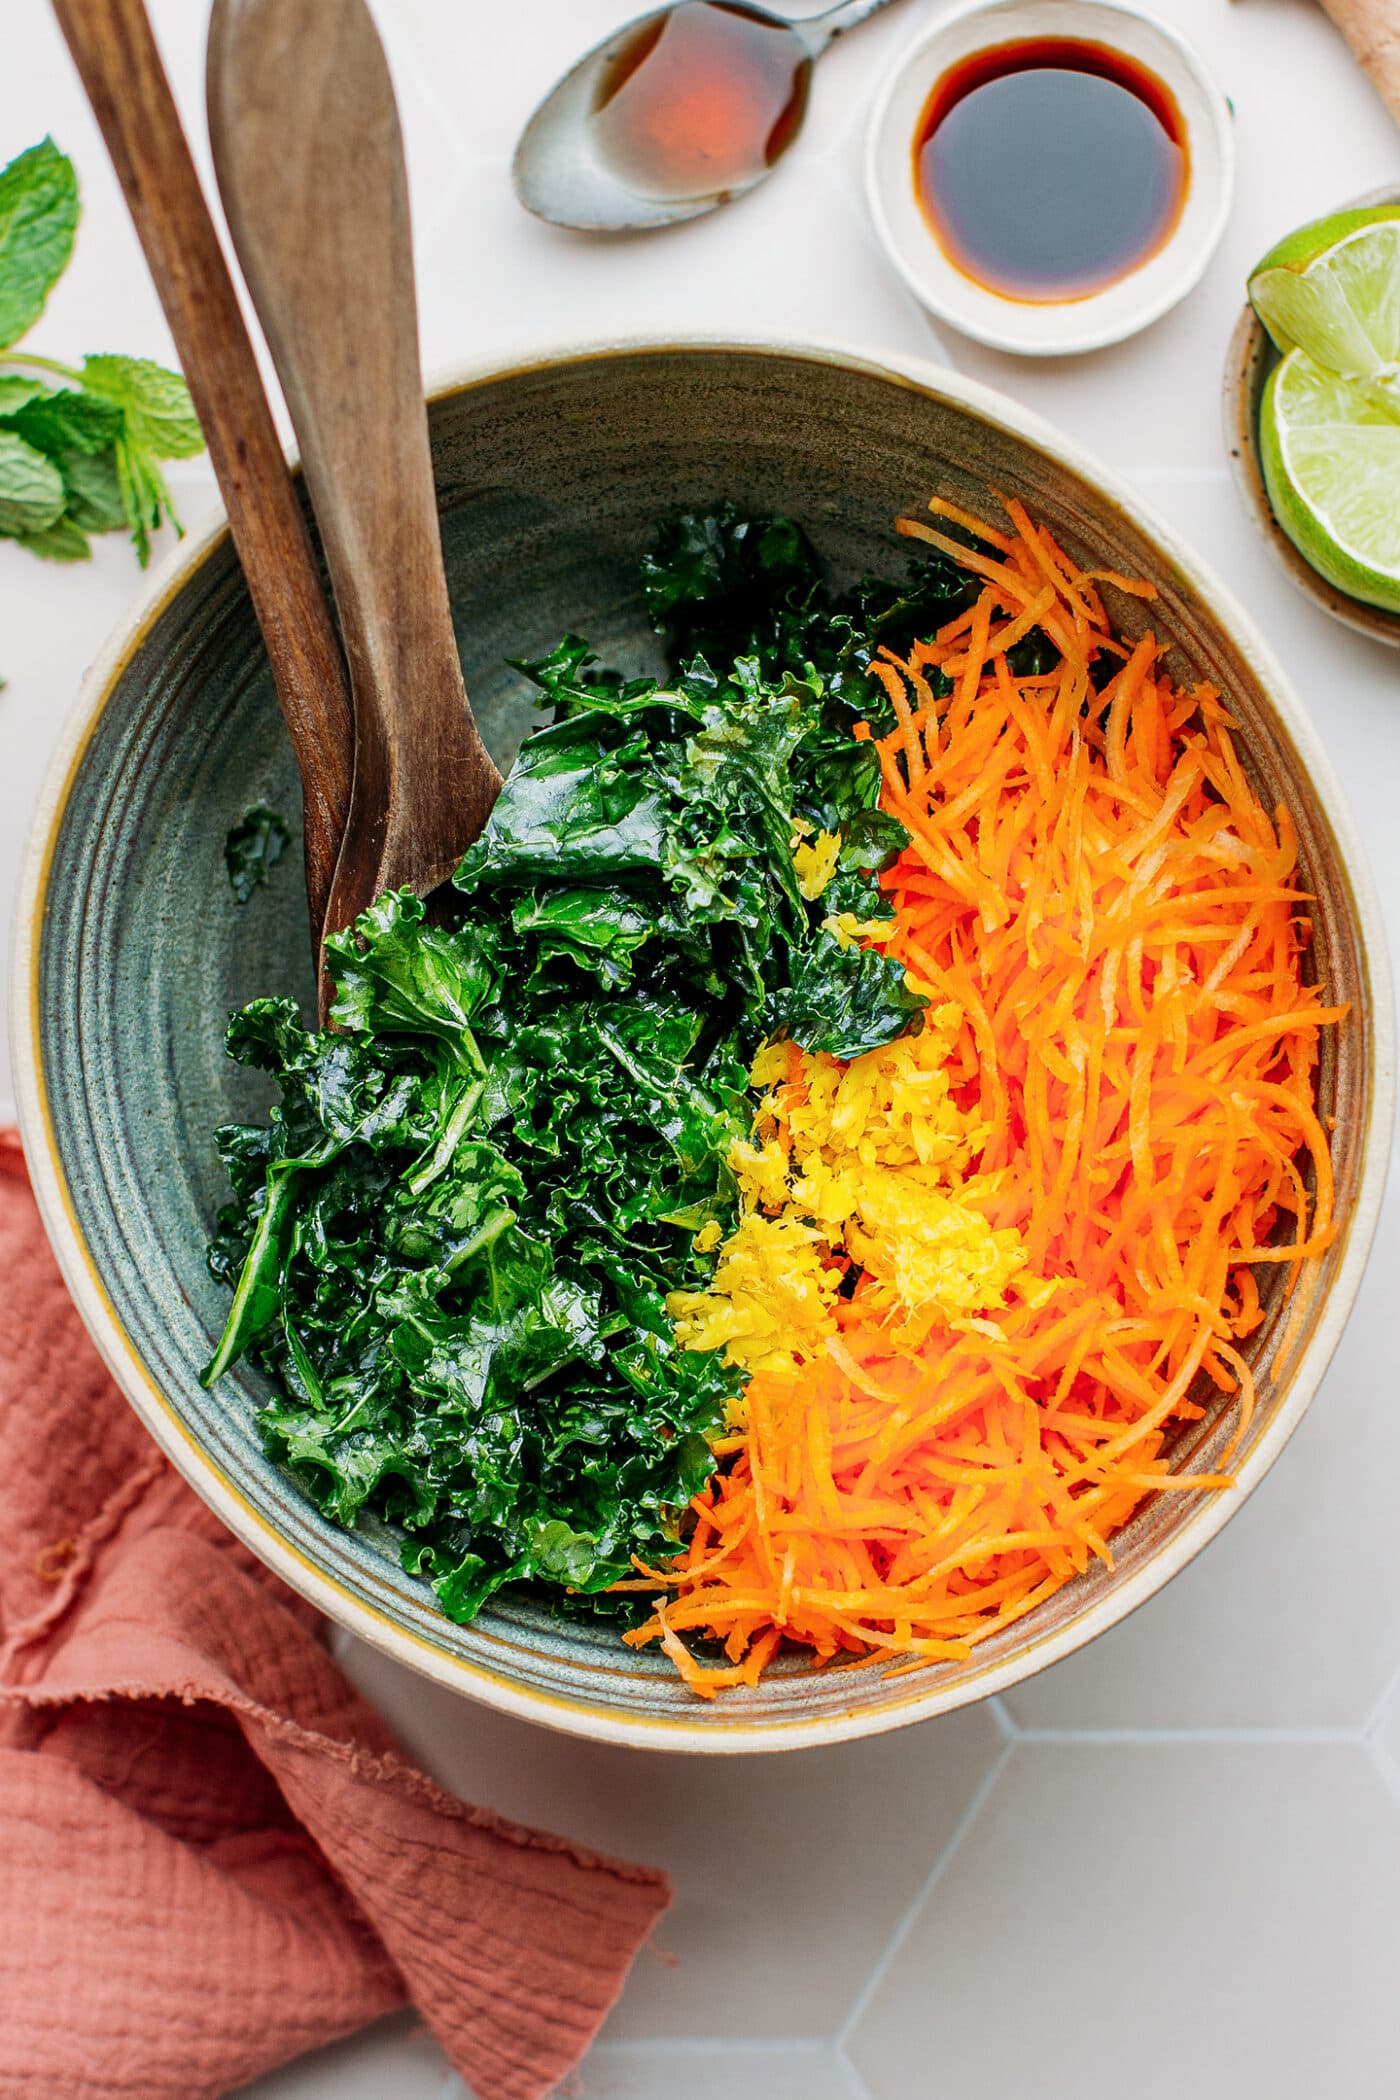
<box><xmin>863</xmin><ymin>0</ymin><xmax>1236</xmax><ymax>357</ymax></box>
<box><xmin>11</xmin><ymin>331</ymin><xmax>1395</xmax><ymax>1752</ymax></box>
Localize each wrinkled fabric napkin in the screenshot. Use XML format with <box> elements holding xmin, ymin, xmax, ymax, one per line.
<box><xmin>0</xmin><ymin>1129</ymin><xmax>669</xmax><ymax>2100</ymax></box>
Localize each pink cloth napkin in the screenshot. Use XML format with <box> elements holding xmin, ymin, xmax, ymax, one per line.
<box><xmin>0</xmin><ymin>1129</ymin><xmax>669</xmax><ymax>2099</ymax></box>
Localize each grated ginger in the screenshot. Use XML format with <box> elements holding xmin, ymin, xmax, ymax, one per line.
<box><xmin>790</xmin><ymin>828</ymin><xmax>841</xmax><ymax>900</ymax></box>
<box><xmin>666</xmin><ymin>999</ymin><xmax>1040</xmax><ymax>1380</ymax></box>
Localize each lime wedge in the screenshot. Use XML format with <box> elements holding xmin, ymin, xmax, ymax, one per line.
<box><xmin>1259</xmin><ymin>347</ymin><xmax>1400</xmax><ymax>613</ymax></box>
<box><xmin>1249</xmin><ymin>208</ymin><xmax>1400</xmax><ymax>374</ymax></box>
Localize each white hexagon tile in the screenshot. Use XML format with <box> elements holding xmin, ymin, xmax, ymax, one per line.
<box><xmin>7</xmin><ymin>3</ymin><xmax>1400</xmax><ymax>2099</ymax></box>
<box><xmin>847</xmin><ymin>1740</ymin><xmax>1400</xmax><ymax>2099</ymax></box>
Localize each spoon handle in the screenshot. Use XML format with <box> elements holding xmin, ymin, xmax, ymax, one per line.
<box><xmin>49</xmin><ymin>0</ymin><xmax>355</xmax><ymax>950</ymax></box>
<box><xmin>799</xmin><ymin>0</ymin><xmax>906</xmax><ymax>53</ymax></box>
<box><xmin>207</xmin><ymin>0</ymin><xmax>503</xmax><ymax>940</ymax></box>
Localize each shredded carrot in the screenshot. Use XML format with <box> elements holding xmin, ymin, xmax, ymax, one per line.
<box><xmin>628</xmin><ymin>500</ymin><xmax>1342</xmax><ymax>1694</ymax></box>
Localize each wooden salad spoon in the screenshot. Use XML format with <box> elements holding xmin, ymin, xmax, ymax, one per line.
<box><xmin>49</xmin><ymin>0</ymin><xmax>356</xmax><ymax>958</ymax></box>
<box><xmin>206</xmin><ymin>0</ymin><xmax>503</xmax><ymax>941</ymax></box>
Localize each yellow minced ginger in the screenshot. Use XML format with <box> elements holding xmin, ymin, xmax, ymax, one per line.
<box><xmin>666</xmin><ymin>1001</ymin><xmax>1042</xmax><ymax>1378</ymax></box>
<box><xmin>790</xmin><ymin>828</ymin><xmax>841</xmax><ymax>900</ymax></box>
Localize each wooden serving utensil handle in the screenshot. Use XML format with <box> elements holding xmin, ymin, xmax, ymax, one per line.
<box><xmin>49</xmin><ymin>0</ymin><xmax>355</xmax><ymax>950</ymax></box>
<box><xmin>1317</xmin><ymin>0</ymin><xmax>1400</xmax><ymax>125</ymax></box>
<box><xmin>207</xmin><ymin>0</ymin><xmax>503</xmax><ymax>940</ymax></box>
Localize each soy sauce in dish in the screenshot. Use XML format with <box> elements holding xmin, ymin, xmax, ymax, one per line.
<box><xmin>590</xmin><ymin>1</ymin><xmax>810</xmax><ymax>203</ymax></box>
<box><xmin>913</xmin><ymin>39</ymin><xmax>1189</xmax><ymax>304</ymax></box>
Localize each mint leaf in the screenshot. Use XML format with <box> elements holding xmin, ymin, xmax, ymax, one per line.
<box><xmin>0</xmin><ymin>144</ymin><xmax>213</xmax><ymax>621</ymax></box>
<box><xmin>0</xmin><ymin>140</ymin><xmax>79</xmax><ymax>350</ymax></box>
<box><xmin>0</xmin><ymin>429</ymin><xmax>65</xmax><ymax>535</ymax></box>
<box><xmin>16</xmin><ymin>515</ymin><xmax>90</xmax><ymax>561</ymax></box>
<box><xmin>113</xmin><ymin>432</ymin><xmax>174</xmax><ymax>566</ymax></box>
<box><xmin>76</xmin><ymin>358</ymin><xmax>203</xmax><ymax>564</ymax></box>
<box><xmin>10</xmin><ymin>386</ymin><xmax>121</xmax><ymax>456</ymax></box>
<box><xmin>0</xmin><ymin>374</ymin><xmax>47</xmax><ymax>414</ymax></box>
<box><xmin>81</xmin><ymin>354</ymin><xmax>203</xmax><ymax>458</ymax></box>
<box><xmin>60</xmin><ymin>446</ymin><xmax>125</xmax><ymax>533</ymax></box>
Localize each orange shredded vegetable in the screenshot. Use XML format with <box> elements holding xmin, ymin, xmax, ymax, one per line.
<box><xmin>627</xmin><ymin>500</ymin><xmax>1343</xmax><ymax>1697</ymax></box>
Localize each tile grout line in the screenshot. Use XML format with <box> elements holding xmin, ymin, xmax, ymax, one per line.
<box><xmin>835</xmin><ymin>2036</ymin><xmax>879</xmax><ymax>2100</ymax></box>
<box><xmin>986</xmin><ymin>1693</ymin><xmax>1018</xmax><ymax>1740</ymax></box>
<box><xmin>586</xmin><ymin>2037</ymin><xmax>841</xmax><ymax>2056</ymax></box>
<box><xmin>1365</xmin><ymin>1733</ymin><xmax>1400</xmax><ymax>1807</ymax></box>
<box><xmin>415</xmin><ymin>154</ymin><xmax>504</xmax><ymax>260</ymax></box>
<box><xmin>1360</xmin><ymin>1650</ymin><xmax>1400</xmax><ymax>1739</ymax></box>
<box><xmin>370</xmin><ymin>0</ymin><xmax>502</xmax><ymax>254</ymax></box>
<box><xmin>1009</xmin><ymin>1724</ymin><xmax>1364</xmax><ymax>1745</ymax></box>
<box><xmin>547</xmin><ymin>2037</ymin><xmax>870</xmax><ymax>2100</ymax></box>
<box><xmin>836</xmin><ymin>1733</ymin><xmax>1015</xmax><ymax>2049</ymax></box>
<box><xmin>372</xmin><ymin>0</ymin><xmax>482</xmax><ymax>174</ymax></box>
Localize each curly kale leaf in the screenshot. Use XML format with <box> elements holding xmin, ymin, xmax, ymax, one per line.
<box><xmin>642</xmin><ymin>501</ymin><xmax>973</xmax><ymax>729</ymax></box>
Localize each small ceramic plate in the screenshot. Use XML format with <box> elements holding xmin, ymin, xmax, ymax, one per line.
<box><xmin>865</xmin><ymin>0</ymin><xmax>1234</xmax><ymax>355</ymax></box>
<box><xmin>1222</xmin><ymin>184</ymin><xmax>1400</xmax><ymax>649</ymax></box>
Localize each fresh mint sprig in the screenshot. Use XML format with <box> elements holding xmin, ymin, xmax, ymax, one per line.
<box><xmin>0</xmin><ymin>138</ymin><xmax>204</xmax><ymax>568</ymax></box>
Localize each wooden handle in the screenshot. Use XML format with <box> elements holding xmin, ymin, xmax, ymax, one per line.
<box><xmin>50</xmin><ymin>0</ymin><xmax>354</xmax><ymax>951</ymax></box>
<box><xmin>1318</xmin><ymin>0</ymin><xmax>1400</xmax><ymax>125</ymax></box>
<box><xmin>207</xmin><ymin>0</ymin><xmax>502</xmax><ymax>939</ymax></box>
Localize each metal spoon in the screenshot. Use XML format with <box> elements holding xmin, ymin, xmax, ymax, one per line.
<box><xmin>514</xmin><ymin>0</ymin><xmax>907</xmax><ymax>231</ymax></box>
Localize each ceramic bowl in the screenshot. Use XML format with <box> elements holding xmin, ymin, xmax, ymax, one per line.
<box><xmin>865</xmin><ymin>0</ymin><xmax>1234</xmax><ymax>355</ymax></box>
<box><xmin>13</xmin><ymin>338</ymin><xmax>1392</xmax><ymax>1752</ymax></box>
<box><xmin>1223</xmin><ymin>184</ymin><xmax>1400</xmax><ymax>647</ymax></box>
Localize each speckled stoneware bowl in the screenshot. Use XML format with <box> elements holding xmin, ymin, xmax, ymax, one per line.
<box><xmin>13</xmin><ymin>339</ymin><xmax>1393</xmax><ymax>1752</ymax></box>
<box><xmin>1223</xmin><ymin>184</ymin><xmax>1400</xmax><ymax>648</ymax></box>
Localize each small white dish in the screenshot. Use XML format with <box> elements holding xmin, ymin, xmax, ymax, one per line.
<box><xmin>865</xmin><ymin>0</ymin><xmax>1235</xmax><ymax>356</ymax></box>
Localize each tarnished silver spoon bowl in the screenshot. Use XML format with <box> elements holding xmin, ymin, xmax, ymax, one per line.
<box><xmin>513</xmin><ymin>0</ymin><xmax>904</xmax><ymax>231</ymax></box>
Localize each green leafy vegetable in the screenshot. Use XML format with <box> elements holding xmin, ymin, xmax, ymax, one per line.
<box><xmin>0</xmin><ymin>429</ymin><xmax>65</xmax><ymax>536</ymax></box>
<box><xmin>80</xmin><ymin>354</ymin><xmax>205</xmax><ymax>563</ymax></box>
<box><xmin>0</xmin><ymin>140</ymin><xmax>204</xmax><ymax>573</ymax></box>
<box><xmin>0</xmin><ymin>139</ymin><xmax>78</xmax><ymax>351</ymax></box>
<box><xmin>6</xmin><ymin>384</ymin><xmax>121</xmax><ymax>455</ymax></box>
<box><xmin>0</xmin><ymin>374</ymin><xmax>46</xmax><ymax>413</ymax></box>
<box><xmin>16</xmin><ymin>514</ymin><xmax>90</xmax><ymax>562</ymax></box>
<box><xmin>643</xmin><ymin>498</ymin><xmax>974</xmax><ymax>729</ymax></box>
<box><xmin>80</xmin><ymin>353</ymin><xmax>204</xmax><ymax>457</ymax></box>
<box><xmin>58</xmin><ymin>445</ymin><xmax>126</xmax><ymax>535</ymax></box>
<box><xmin>225</xmin><ymin>804</ymin><xmax>293</xmax><ymax>906</ymax></box>
<box><xmin>205</xmin><ymin>510</ymin><xmax>968</xmax><ymax>1626</ymax></box>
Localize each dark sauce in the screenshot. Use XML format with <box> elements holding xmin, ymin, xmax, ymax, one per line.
<box><xmin>591</xmin><ymin>2</ymin><xmax>810</xmax><ymax>203</ymax></box>
<box><xmin>913</xmin><ymin>39</ymin><xmax>1188</xmax><ymax>304</ymax></box>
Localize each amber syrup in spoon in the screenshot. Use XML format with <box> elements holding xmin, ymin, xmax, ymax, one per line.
<box><xmin>913</xmin><ymin>39</ymin><xmax>1189</xmax><ymax>303</ymax></box>
<box><xmin>590</xmin><ymin>2</ymin><xmax>811</xmax><ymax>203</ymax></box>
